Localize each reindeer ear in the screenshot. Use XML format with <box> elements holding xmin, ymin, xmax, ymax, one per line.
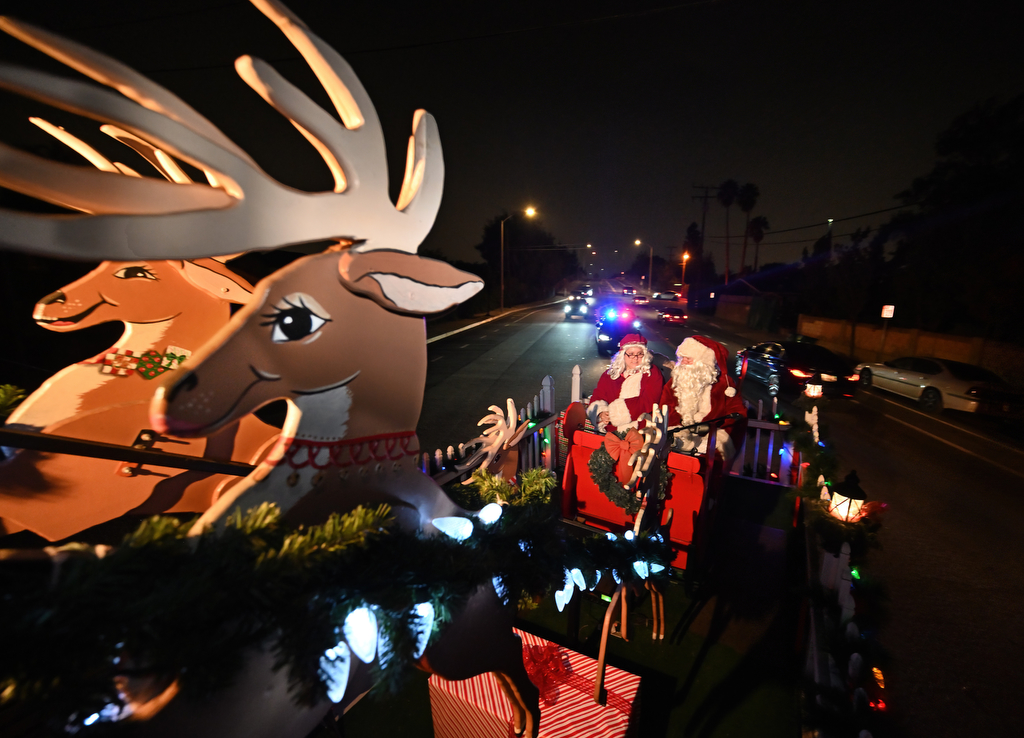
<box><xmin>179</xmin><ymin>259</ymin><xmax>254</xmax><ymax>304</ymax></box>
<box><xmin>337</xmin><ymin>250</ymin><xmax>483</xmax><ymax>315</ymax></box>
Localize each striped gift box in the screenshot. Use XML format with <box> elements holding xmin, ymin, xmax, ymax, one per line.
<box><xmin>429</xmin><ymin>629</ymin><xmax>640</xmax><ymax>738</ymax></box>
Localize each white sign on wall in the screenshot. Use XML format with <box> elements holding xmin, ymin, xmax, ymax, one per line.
<box><xmin>881</xmin><ymin>305</ymin><xmax>895</xmax><ymax>319</ymax></box>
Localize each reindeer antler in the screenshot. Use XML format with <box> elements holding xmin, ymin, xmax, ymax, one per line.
<box><xmin>0</xmin><ymin>0</ymin><xmax>443</xmax><ymax>260</ymax></box>
<box><xmin>454</xmin><ymin>399</ymin><xmax>531</xmax><ymax>481</ymax></box>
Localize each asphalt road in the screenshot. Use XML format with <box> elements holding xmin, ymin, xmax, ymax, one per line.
<box><xmin>419</xmin><ymin>285</ymin><xmax>1024</xmax><ymax>738</ymax></box>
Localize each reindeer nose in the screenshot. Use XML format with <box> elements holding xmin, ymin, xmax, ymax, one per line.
<box><xmin>167</xmin><ymin>371</ymin><xmax>199</xmax><ymax>402</ymax></box>
<box><xmin>39</xmin><ymin>290</ymin><xmax>65</xmax><ymax>306</ymax></box>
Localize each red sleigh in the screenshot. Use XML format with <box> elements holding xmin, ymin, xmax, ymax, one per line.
<box><xmin>558</xmin><ymin>402</ymin><xmax>727</xmax><ymax>571</ymax></box>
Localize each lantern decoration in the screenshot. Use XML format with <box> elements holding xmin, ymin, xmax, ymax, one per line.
<box><xmin>804</xmin><ymin>372</ymin><xmax>824</xmax><ymax>398</ymax></box>
<box><xmin>827</xmin><ymin>470</ymin><xmax>866</xmax><ymax>522</ymax></box>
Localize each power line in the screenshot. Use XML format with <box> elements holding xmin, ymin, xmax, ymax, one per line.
<box><xmin>759</xmin><ymin>204</ymin><xmax>909</xmax><ymax>236</ymax></box>
<box><xmin>702</xmin><ymin>203</ymin><xmax>910</xmax><ymax>245</ymax></box>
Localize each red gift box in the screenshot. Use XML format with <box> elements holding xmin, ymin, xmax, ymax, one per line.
<box><xmin>429</xmin><ymin>629</ymin><xmax>640</xmax><ymax>738</ymax></box>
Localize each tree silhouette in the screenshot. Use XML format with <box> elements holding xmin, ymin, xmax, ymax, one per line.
<box><xmin>716</xmin><ymin>179</ymin><xmax>739</xmax><ymax>284</ymax></box>
<box><xmin>881</xmin><ymin>94</ymin><xmax>1024</xmax><ymax>339</ymax></box>
<box><xmin>473</xmin><ymin>213</ymin><xmax>577</xmax><ymax>308</ymax></box>
<box><xmin>736</xmin><ymin>182</ymin><xmax>759</xmax><ymax>275</ymax></box>
<box><xmin>747</xmin><ymin>215</ymin><xmax>770</xmax><ymax>272</ymax></box>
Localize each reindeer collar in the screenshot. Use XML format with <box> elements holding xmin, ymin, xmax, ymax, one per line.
<box><xmin>282</xmin><ymin>431</ymin><xmax>419</xmax><ymax>471</ymax></box>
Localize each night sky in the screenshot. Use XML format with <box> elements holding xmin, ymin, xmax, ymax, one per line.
<box><xmin>1</xmin><ymin>0</ymin><xmax>1022</xmax><ymax>274</ymax></box>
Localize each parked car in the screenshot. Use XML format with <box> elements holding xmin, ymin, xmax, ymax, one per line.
<box><xmin>856</xmin><ymin>356</ymin><xmax>1024</xmax><ymax>416</ymax></box>
<box><xmin>657</xmin><ymin>307</ymin><xmax>688</xmax><ymax>326</ymax></box>
<box><xmin>736</xmin><ymin>341</ymin><xmax>859</xmax><ymax>398</ymax></box>
<box><xmin>632</xmin><ymin>295</ymin><xmax>650</xmax><ymax>305</ymax></box>
<box><xmin>595</xmin><ymin>304</ymin><xmax>643</xmax><ymax>355</ymax></box>
<box><xmin>652</xmin><ymin>291</ymin><xmax>679</xmax><ymax>301</ymax></box>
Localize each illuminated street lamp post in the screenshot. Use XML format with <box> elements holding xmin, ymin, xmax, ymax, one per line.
<box><xmin>501</xmin><ymin>207</ymin><xmax>536</xmax><ymax>311</ymax></box>
<box><xmin>681</xmin><ymin>251</ymin><xmax>690</xmax><ymax>291</ymax></box>
<box><xmin>635</xmin><ymin>239</ymin><xmax>653</xmax><ymax>292</ymax></box>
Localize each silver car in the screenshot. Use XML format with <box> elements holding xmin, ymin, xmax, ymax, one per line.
<box><xmin>855</xmin><ymin>356</ymin><xmax>1023</xmax><ymax>416</ymax></box>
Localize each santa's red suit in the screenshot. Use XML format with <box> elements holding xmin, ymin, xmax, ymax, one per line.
<box><xmin>587</xmin><ymin>334</ymin><xmax>664</xmax><ymax>434</ymax></box>
<box><xmin>659</xmin><ymin>335</ymin><xmax>747</xmax><ymax>461</ymax></box>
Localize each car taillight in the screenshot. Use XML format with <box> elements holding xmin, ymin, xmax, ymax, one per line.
<box><xmin>966</xmin><ymin>387</ymin><xmax>981</xmax><ymax>397</ymax></box>
<box><xmin>846</xmin><ymin>373</ymin><xmax>859</xmax><ymax>382</ymax></box>
<box><xmin>789</xmin><ymin>368</ymin><xmax>814</xmax><ymax>378</ymax></box>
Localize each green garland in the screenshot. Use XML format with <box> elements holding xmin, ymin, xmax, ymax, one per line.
<box><xmin>1</xmin><ymin>469</ymin><xmax>671</xmax><ymax>733</ymax></box>
<box><xmin>587</xmin><ymin>430</ymin><xmax>669</xmax><ymax>514</ymax></box>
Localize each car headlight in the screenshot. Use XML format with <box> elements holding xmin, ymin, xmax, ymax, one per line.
<box><xmin>581</xmin><ymin>305</ymin><xmax>587</xmax><ymax>314</ymax></box>
<box><xmin>564</xmin><ymin>305</ymin><xmax>571</xmax><ymax>312</ymax></box>
<box><xmin>598</xmin><ymin>334</ymin><xmax>611</xmax><ymax>342</ymax></box>
<box><xmin>632</xmin><ymin>320</ymin><xmax>641</xmax><ymax>328</ymax></box>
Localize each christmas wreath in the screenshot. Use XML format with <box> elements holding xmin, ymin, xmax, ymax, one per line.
<box><xmin>587</xmin><ymin>429</ymin><xmax>670</xmax><ymax>515</ymax></box>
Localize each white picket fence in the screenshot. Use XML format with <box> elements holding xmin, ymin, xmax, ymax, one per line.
<box><xmin>423</xmin><ymin>376</ymin><xmax>559</xmax><ymax>485</ymax></box>
<box><xmin>423</xmin><ymin>364</ymin><xmax>796</xmax><ymax>486</ymax></box>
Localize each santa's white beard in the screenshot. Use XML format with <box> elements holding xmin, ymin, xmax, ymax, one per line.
<box><xmin>671</xmin><ymin>360</ymin><xmax>718</xmax><ymax>427</ymax></box>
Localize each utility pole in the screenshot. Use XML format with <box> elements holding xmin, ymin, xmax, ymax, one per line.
<box><xmin>693</xmin><ymin>184</ymin><xmax>715</xmax><ymax>301</ymax></box>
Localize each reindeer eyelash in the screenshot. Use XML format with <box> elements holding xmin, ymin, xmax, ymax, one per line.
<box><xmin>259</xmin><ymin>294</ymin><xmax>332</xmax><ymax>343</ymax></box>
<box><xmin>113</xmin><ymin>265</ymin><xmax>157</xmax><ymax>280</ymax></box>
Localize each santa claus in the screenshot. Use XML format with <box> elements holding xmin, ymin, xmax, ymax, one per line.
<box><xmin>659</xmin><ymin>335</ymin><xmax>747</xmax><ymax>460</ymax></box>
<box><xmin>586</xmin><ymin>333</ymin><xmax>664</xmax><ymax>434</ymax></box>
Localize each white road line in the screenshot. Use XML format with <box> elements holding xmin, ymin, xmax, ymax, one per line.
<box><xmin>431</xmin><ymin>356</ymin><xmax>444</xmax><ymax>362</ymax></box>
<box><xmin>426</xmin><ymin>299</ymin><xmax>565</xmax><ymax>344</ymax></box>
<box><xmin>882</xmin><ymin>413</ymin><xmax>1024</xmax><ymax>481</ymax></box>
<box><xmin>458</xmin><ymin>344</ymin><xmax>469</xmax><ymax>349</ymax></box>
<box><xmin>854</xmin><ymin>394</ymin><xmax>1024</xmax><ymax>458</ymax></box>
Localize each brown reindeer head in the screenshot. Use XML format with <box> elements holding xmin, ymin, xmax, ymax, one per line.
<box><xmin>33</xmin><ymin>258</ymin><xmax>252</xmax><ymax>333</ymax></box>
<box><xmin>152</xmin><ymin>247</ymin><xmax>480</xmax><ymax>440</ymax></box>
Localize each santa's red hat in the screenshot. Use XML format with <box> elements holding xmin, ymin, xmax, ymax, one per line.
<box><xmin>618</xmin><ymin>333</ymin><xmax>647</xmax><ymax>350</ymax></box>
<box><xmin>676</xmin><ymin>335</ymin><xmax>738</xmax><ymax>397</ymax></box>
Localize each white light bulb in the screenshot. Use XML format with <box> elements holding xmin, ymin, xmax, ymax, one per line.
<box><xmin>319</xmin><ymin>641</ymin><xmax>352</xmax><ymax>703</ymax></box>
<box><xmin>344</xmin><ymin>607</ymin><xmax>378</xmax><ymax>664</ymax></box>
<box><xmin>624</xmin><ymin>530</ymin><xmax>635</xmax><ymax>541</ymax></box>
<box><xmin>477</xmin><ymin>503</ymin><xmax>503</xmax><ymax>525</ymax></box>
<box><xmin>570</xmin><ymin>568</ymin><xmax>586</xmax><ymax>590</ymax></box>
<box><xmin>432</xmin><ymin>517</ymin><xmax>473</xmax><ymax>541</ymax></box>
<box><xmin>633</xmin><ymin>560</ymin><xmax>650</xmax><ymax>579</ymax></box>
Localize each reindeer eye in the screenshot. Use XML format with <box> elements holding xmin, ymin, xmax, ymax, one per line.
<box><xmin>114</xmin><ymin>266</ymin><xmax>157</xmax><ymax>280</ymax></box>
<box><xmin>261</xmin><ymin>295</ymin><xmax>331</xmax><ymax>343</ymax></box>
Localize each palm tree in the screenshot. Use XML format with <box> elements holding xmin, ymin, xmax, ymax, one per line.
<box><xmin>716</xmin><ymin>179</ymin><xmax>739</xmax><ymax>283</ymax></box>
<box><xmin>747</xmin><ymin>215</ymin><xmax>769</xmax><ymax>272</ymax></box>
<box><xmin>736</xmin><ymin>182</ymin><xmax>759</xmax><ymax>275</ymax></box>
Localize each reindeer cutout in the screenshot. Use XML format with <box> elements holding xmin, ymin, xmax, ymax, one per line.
<box><xmin>0</xmin><ymin>122</ymin><xmax>277</xmax><ymax>541</ymax></box>
<box><xmin>0</xmin><ymin>1</ymin><xmax>542</xmax><ymax>734</ymax></box>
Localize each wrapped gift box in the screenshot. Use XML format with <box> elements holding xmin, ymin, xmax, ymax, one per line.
<box><xmin>429</xmin><ymin>629</ymin><xmax>640</xmax><ymax>738</ymax></box>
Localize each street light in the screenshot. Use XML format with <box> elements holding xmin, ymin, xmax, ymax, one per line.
<box><xmin>501</xmin><ymin>207</ymin><xmax>537</xmax><ymax>311</ymax></box>
<box><xmin>635</xmin><ymin>239</ymin><xmax>653</xmax><ymax>292</ymax></box>
<box><xmin>681</xmin><ymin>252</ymin><xmax>690</xmax><ymax>294</ymax></box>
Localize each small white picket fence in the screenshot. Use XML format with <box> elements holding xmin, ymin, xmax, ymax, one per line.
<box><xmin>422</xmin><ymin>365</ymin><xmax>796</xmax><ymax>488</ymax></box>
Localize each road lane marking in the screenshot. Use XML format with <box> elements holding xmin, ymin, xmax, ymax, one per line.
<box><xmin>458</xmin><ymin>344</ymin><xmax>469</xmax><ymax>349</ymax></box>
<box><xmin>431</xmin><ymin>356</ymin><xmax>444</xmax><ymax>362</ymax></box>
<box><xmin>882</xmin><ymin>413</ymin><xmax>1024</xmax><ymax>481</ymax></box>
<box><xmin>426</xmin><ymin>298</ymin><xmax>565</xmax><ymax>344</ymax></box>
<box><xmin>854</xmin><ymin>394</ymin><xmax>1024</xmax><ymax>458</ymax></box>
